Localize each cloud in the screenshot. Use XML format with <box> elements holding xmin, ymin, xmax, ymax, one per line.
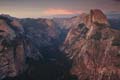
<box><xmin>43</xmin><ymin>8</ymin><xmax>82</xmax><ymax>15</ymax></box>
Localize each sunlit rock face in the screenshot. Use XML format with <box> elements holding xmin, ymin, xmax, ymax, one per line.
<box><xmin>0</xmin><ymin>19</ymin><xmax>16</xmax><ymax>40</ymax></box>
<box><xmin>0</xmin><ymin>16</ymin><xmax>44</xmax><ymax>80</ymax></box>
<box><xmin>0</xmin><ymin>17</ymin><xmax>26</xmax><ymax>79</ymax></box>
<box><xmin>90</xmin><ymin>9</ymin><xmax>109</xmax><ymax>25</ymax></box>
<box><xmin>61</xmin><ymin>9</ymin><xmax>120</xmax><ymax>80</ymax></box>
<box><xmin>83</xmin><ymin>9</ymin><xmax>109</xmax><ymax>29</ymax></box>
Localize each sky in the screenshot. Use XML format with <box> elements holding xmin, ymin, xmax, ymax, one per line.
<box><xmin>0</xmin><ymin>0</ymin><xmax>120</xmax><ymax>18</ymax></box>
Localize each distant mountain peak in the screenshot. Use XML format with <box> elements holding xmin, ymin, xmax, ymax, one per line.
<box><xmin>83</xmin><ymin>9</ymin><xmax>110</xmax><ymax>29</ymax></box>
<box><xmin>90</xmin><ymin>9</ymin><xmax>109</xmax><ymax>24</ymax></box>
<box><xmin>61</xmin><ymin>9</ymin><xmax>120</xmax><ymax>80</ymax></box>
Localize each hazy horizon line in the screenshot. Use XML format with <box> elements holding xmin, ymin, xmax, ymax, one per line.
<box><xmin>0</xmin><ymin>11</ymin><xmax>120</xmax><ymax>19</ymax></box>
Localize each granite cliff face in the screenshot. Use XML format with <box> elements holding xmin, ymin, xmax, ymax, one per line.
<box><xmin>0</xmin><ymin>9</ymin><xmax>120</xmax><ymax>80</ymax></box>
<box><xmin>61</xmin><ymin>9</ymin><xmax>120</xmax><ymax>80</ymax></box>
<box><xmin>0</xmin><ymin>16</ymin><xmax>71</xmax><ymax>80</ymax></box>
<box><xmin>0</xmin><ymin>16</ymin><xmax>50</xmax><ymax>79</ymax></box>
<box><xmin>0</xmin><ymin>16</ymin><xmax>26</xmax><ymax>79</ymax></box>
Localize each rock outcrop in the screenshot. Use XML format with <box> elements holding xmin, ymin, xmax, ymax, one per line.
<box><xmin>0</xmin><ymin>16</ymin><xmax>42</xmax><ymax>79</ymax></box>
<box><xmin>0</xmin><ymin>16</ymin><xmax>24</xmax><ymax>79</ymax></box>
<box><xmin>1</xmin><ymin>9</ymin><xmax>120</xmax><ymax>80</ymax></box>
<box><xmin>61</xmin><ymin>9</ymin><xmax>120</xmax><ymax>80</ymax></box>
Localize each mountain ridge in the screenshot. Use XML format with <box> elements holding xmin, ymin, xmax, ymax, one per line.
<box><xmin>0</xmin><ymin>9</ymin><xmax>120</xmax><ymax>80</ymax></box>
<box><xmin>61</xmin><ymin>9</ymin><xmax>120</xmax><ymax>80</ymax></box>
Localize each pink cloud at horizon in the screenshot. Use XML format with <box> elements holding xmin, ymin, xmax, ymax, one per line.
<box><xmin>43</xmin><ymin>8</ymin><xmax>83</xmax><ymax>15</ymax></box>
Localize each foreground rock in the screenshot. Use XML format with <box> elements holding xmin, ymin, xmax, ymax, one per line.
<box><xmin>0</xmin><ymin>16</ymin><xmax>43</xmax><ymax>79</ymax></box>
<box><xmin>0</xmin><ymin>16</ymin><xmax>24</xmax><ymax>79</ymax></box>
<box><xmin>61</xmin><ymin>9</ymin><xmax>120</xmax><ymax>80</ymax></box>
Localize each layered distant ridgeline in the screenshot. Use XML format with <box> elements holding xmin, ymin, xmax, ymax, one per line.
<box><xmin>0</xmin><ymin>9</ymin><xmax>120</xmax><ymax>80</ymax></box>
